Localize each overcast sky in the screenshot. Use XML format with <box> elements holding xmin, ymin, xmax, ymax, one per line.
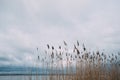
<box><xmin>0</xmin><ymin>0</ymin><xmax>120</xmax><ymax>66</ymax></box>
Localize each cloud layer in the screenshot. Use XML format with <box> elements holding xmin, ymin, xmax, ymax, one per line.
<box><xmin>0</xmin><ymin>0</ymin><xmax>120</xmax><ymax>66</ymax></box>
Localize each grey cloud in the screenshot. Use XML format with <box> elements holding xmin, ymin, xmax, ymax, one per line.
<box><xmin>0</xmin><ymin>0</ymin><xmax>120</xmax><ymax>66</ymax></box>
<box><xmin>0</xmin><ymin>57</ymin><xmax>12</xmax><ymax>62</ymax></box>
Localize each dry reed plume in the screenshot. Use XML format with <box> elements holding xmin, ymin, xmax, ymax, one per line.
<box><xmin>31</xmin><ymin>41</ymin><xmax>120</xmax><ymax>80</ymax></box>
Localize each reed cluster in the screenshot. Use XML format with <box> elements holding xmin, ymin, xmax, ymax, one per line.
<box><xmin>34</xmin><ymin>41</ymin><xmax>120</xmax><ymax>80</ymax></box>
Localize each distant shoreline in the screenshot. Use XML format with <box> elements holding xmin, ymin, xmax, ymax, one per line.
<box><xmin>0</xmin><ymin>74</ymin><xmax>76</xmax><ymax>76</ymax></box>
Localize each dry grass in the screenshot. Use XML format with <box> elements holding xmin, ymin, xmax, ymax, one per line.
<box><xmin>33</xmin><ymin>41</ymin><xmax>120</xmax><ymax>80</ymax></box>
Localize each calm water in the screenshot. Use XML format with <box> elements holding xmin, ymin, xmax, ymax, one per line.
<box><xmin>0</xmin><ymin>75</ymin><xmax>49</xmax><ymax>80</ymax></box>
<box><xmin>0</xmin><ymin>75</ymin><xmax>72</xmax><ymax>80</ymax></box>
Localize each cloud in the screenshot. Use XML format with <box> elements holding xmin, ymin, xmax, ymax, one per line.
<box><xmin>0</xmin><ymin>0</ymin><xmax>120</xmax><ymax>66</ymax></box>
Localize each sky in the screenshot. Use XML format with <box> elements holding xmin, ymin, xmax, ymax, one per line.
<box><xmin>0</xmin><ymin>0</ymin><xmax>120</xmax><ymax>66</ymax></box>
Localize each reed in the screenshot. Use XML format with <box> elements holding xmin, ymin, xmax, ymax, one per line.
<box><xmin>30</xmin><ymin>41</ymin><xmax>120</xmax><ymax>80</ymax></box>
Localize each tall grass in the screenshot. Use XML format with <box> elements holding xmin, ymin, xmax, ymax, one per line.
<box><xmin>33</xmin><ymin>41</ymin><xmax>120</xmax><ymax>80</ymax></box>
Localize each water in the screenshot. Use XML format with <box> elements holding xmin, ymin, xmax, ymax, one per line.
<box><xmin>0</xmin><ymin>74</ymin><xmax>76</xmax><ymax>80</ymax></box>
<box><xmin>0</xmin><ymin>75</ymin><xmax>49</xmax><ymax>80</ymax></box>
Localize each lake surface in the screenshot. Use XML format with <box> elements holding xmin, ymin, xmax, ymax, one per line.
<box><xmin>0</xmin><ymin>75</ymin><xmax>49</xmax><ymax>80</ymax></box>
<box><xmin>0</xmin><ymin>75</ymin><xmax>74</xmax><ymax>80</ymax></box>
